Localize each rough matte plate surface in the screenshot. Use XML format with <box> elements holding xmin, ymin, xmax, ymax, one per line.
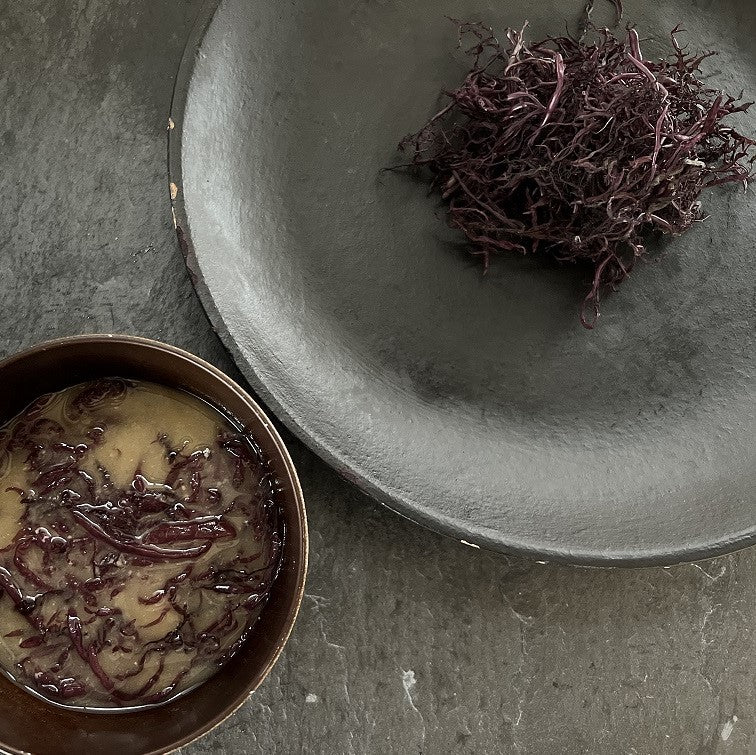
<box><xmin>171</xmin><ymin>0</ymin><xmax>755</xmax><ymax>565</ymax></box>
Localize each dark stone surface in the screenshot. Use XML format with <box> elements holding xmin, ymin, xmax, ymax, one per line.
<box><xmin>1</xmin><ymin>1</ymin><xmax>754</xmax><ymax>753</ymax></box>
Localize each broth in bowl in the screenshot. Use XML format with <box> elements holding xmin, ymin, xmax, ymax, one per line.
<box><xmin>0</xmin><ymin>378</ymin><xmax>283</xmax><ymax>711</ymax></box>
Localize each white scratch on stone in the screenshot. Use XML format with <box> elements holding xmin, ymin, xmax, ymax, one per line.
<box><xmin>460</xmin><ymin>539</ymin><xmax>481</xmax><ymax>549</ymax></box>
<box><xmin>305</xmin><ymin>593</ymin><xmax>330</xmax><ymax>609</ymax></box>
<box><xmin>700</xmin><ymin>604</ymin><xmax>721</xmax><ymax>648</ymax></box>
<box><xmin>318</xmin><ymin>621</ymin><xmax>345</xmax><ymax>651</ymax></box>
<box><xmin>692</xmin><ymin>563</ymin><xmax>727</xmax><ymax>582</ymax></box>
<box><xmin>721</xmin><ymin>715</ymin><xmax>738</xmax><ymax>741</ymax></box>
<box><xmin>508</xmin><ymin>700</ymin><xmax>525</xmax><ymax>753</ymax></box>
<box><xmin>500</xmin><ymin>589</ymin><xmax>534</xmax><ymax>628</ymax></box>
<box><xmin>514</xmin><ymin>703</ymin><xmax>523</xmax><ymax>726</ymax></box>
<box><xmin>509</xmin><ymin>605</ymin><xmax>533</xmax><ymax>627</ymax></box>
<box><xmin>306</xmin><ymin>594</ymin><xmax>345</xmax><ymax>651</ymax></box>
<box><xmin>401</xmin><ymin>669</ymin><xmax>418</xmax><ymax>711</ymax></box>
<box><xmin>305</xmin><ymin>693</ymin><xmax>318</xmax><ymax>704</ymax></box>
<box><xmin>400</xmin><ymin>669</ymin><xmax>426</xmax><ymax>746</ymax></box>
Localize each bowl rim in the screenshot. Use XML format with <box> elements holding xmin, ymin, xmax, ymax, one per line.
<box><xmin>0</xmin><ymin>333</ymin><xmax>308</xmax><ymax>755</ymax></box>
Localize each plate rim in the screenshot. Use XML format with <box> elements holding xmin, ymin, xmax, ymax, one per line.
<box><xmin>168</xmin><ymin>0</ymin><xmax>756</xmax><ymax>567</ymax></box>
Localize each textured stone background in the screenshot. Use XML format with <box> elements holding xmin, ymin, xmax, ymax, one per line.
<box><xmin>1</xmin><ymin>2</ymin><xmax>754</xmax><ymax>753</ymax></box>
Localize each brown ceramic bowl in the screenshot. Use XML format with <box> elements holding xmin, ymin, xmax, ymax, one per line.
<box><xmin>0</xmin><ymin>335</ymin><xmax>308</xmax><ymax>755</ymax></box>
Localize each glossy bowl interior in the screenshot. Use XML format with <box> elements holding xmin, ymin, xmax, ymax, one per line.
<box><xmin>0</xmin><ymin>335</ymin><xmax>308</xmax><ymax>755</ymax></box>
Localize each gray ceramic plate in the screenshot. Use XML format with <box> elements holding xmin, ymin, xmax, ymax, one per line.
<box><xmin>170</xmin><ymin>0</ymin><xmax>755</xmax><ymax>565</ymax></box>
